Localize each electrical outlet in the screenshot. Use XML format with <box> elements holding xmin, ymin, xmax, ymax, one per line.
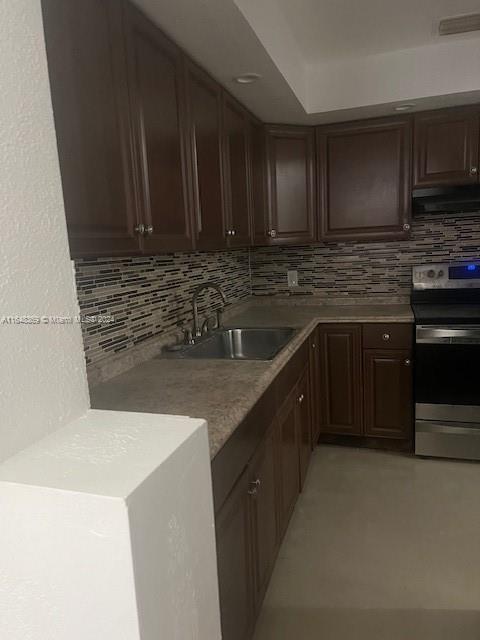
<box><xmin>287</xmin><ymin>270</ymin><xmax>299</xmax><ymax>287</ymax></box>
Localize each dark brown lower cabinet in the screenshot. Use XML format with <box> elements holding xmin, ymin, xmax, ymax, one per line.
<box><xmin>309</xmin><ymin>329</ymin><xmax>321</xmax><ymax>446</ymax></box>
<box><xmin>318</xmin><ymin>324</ymin><xmax>363</xmax><ymax>435</ymax></box>
<box><xmin>315</xmin><ymin>323</ymin><xmax>413</xmax><ymax>443</ymax></box>
<box><xmin>363</xmin><ymin>349</ymin><xmax>413</xmax><ymax>438</ymax></box>
<box><xmin>216</xmin><ymin>466</ymin><xmax>254</xmax><ymax>640</ymax></box>
<box><xmin>277</xmin><ymin>387</ymin><xmax>300</xmax><ymax>537</ymax></box>
<box><xmin>249</xmin><ymin>425</ymin><xmax>279</xmax><ymax>613</ymax></box>
<box><xmin>297</xmin><ymin>367</ymin><xmax>312</xmax><ymax>489</ymax></box>
<box><xmin>214</xmin><ymin>339</ymin><xmax>314</xmax><ymax>640</ymax></box>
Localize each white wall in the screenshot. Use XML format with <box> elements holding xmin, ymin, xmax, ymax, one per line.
<box><xmin>0</xmin><ymin>411</ymin><xmax>222</xmax><ymax>640</ymax></box>
<box><xmin>307</xmin><ymin>38</ymin><xmax>480</xmax><ymax>114</ymax></box>
<box><xmin>0</xmin><ymin>0</ymin><xmax>89</xmax><ymax>461</ymax></box>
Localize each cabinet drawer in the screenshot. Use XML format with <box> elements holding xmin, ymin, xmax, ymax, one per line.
<box><xmin>362</xmin><ymin>323</ymin><xmax>412</xmax><ymax>349</ymax></box>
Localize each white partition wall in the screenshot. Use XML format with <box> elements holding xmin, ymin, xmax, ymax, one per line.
<box><xmin>0</xmin><ymin>410</ymin><xmax>222</xmax><ymax>640</ymax></box>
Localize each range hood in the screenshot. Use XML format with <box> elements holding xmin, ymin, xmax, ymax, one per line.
<box><xmin>412</xmin><ymin>185</ymin><xmax>480</xmax><ymax>215</ymax></box>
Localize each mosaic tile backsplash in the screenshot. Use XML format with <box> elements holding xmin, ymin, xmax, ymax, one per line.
<box><xmin>75</xmin><ymin>212</ymin><xmax>479</xmax><ymax>368</ymax></box>
<box><xmin>75</xmin><ymin>249</ymin><xmax>251</xmax><ymax>366</ymax></box>
<box><xmin>251</xmin><ymin>213</ymin><xmax>480</xmax><ymax>297</ymax></box>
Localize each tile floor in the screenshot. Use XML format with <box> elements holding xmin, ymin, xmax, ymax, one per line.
<box><xmin>253</xmin><ymin>446</ymin><xmax>480</xmax><ymax>640</ymax></box>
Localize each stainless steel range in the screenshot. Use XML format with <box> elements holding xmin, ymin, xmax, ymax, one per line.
<box><xmin>412</xmin><ymin>261</ymin><xmax>480</xmax><ymax>461</ymax></box>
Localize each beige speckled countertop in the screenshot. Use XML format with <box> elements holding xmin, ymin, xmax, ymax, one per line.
<box><xmin>90</xmin><ymin>299</ymin><xmax>413</xmax><ymax>459</ymax></box>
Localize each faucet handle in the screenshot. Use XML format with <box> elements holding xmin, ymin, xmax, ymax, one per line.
<box><xmin>183</xmin><ymin>327</ymin><xmax>194</xmax><ymax>345</ymax></box>
<box><xmin>201</xmin><ymin>314</ymin><xmax>217</xmax><ymax>335</ymax></box>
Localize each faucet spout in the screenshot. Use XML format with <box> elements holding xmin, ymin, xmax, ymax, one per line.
<box><xmin>191</xmin><ymin>282</ymin><xmax>227</xmax><ymax>338</ymax></box>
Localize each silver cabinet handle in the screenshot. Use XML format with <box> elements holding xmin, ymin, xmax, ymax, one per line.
<box><xmin>312</xmin><ymin>343</ymin><xmax>316</xmax><ymax>349</ymax></box>
<box><xmin>404</xmin><ymin>359</ymin><xmax>411</xmax><ymax>366</ymax></box>
<box><xmin>382</xmin><ymin>333</ymin><xmax>391</xmax><ymax>341</ymax></box>
<box><xmin>231</xmin><ymin>229</ymin><xmax>236</xmax><ymax>236</ymax></box>
<box><xmin>267</xmin><ymin>229</ymin><xmax>277</xmax><ymax>238</ymax></box>
<box><xmin>470</xmin><ymin>166</ymin><xmax>478</xmax><ymax>175</ymax></box>
<box><xmin>248</xmin><ymin>478</ymin><xmax>261</xmax><ymax>495</ymax></box>
<box><xmin>226</xmin><ymin>229</ymin><xmax>233</xmax><ymax>237</ymax></box>
<box><xmin>403</xmin><ymin>223</ymin><xmax>411</xmax><ymax>231</ymax></box>
<box><xmin>145</xmin><ymin>224</ymin><xmax>153</xmax><ymax>235</ymax></box>
<box><xmin>134</xmin><ymin>223</ymin><xmax>145</xmax><ymax>235</ymax></box>
<box><xmin>298</xmin><ymin>394</ymin><xmax>304</xmax><ymax>404</ymax></box>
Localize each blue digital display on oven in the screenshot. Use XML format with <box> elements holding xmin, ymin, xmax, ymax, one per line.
<box><xmin>449</xmin><ymin>264</ymin><xmax>480</xmax><ymax>279</ymax></box>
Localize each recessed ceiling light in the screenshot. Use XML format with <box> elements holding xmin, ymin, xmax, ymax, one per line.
<box><xmin>394</xmin><ymin>103</ymin><xmax>416</xmax><ymax>112</ymax></box>
<box><xmin>234</xmin><ymin>73</ymin><xmax>261</xmax><ymax>85</ymax></box>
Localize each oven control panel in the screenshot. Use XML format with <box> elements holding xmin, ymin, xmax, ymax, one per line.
<box><xmin>413</xmin><ymin>262</ymin><xmax>480</xmax><ymax>289</ymax></box>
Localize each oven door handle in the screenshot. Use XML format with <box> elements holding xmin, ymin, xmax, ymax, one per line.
<box><xmin>416</xmin><ymin>325</ymin><xmax>480</xmax><ymax>344</ymax></box>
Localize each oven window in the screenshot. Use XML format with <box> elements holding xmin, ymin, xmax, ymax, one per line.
<box><xmin>415</xmin><ymin>343</ymin><xmax>480</xmax><ymax>406</ymax></box>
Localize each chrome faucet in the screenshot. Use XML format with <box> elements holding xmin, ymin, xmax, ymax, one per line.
<box><xmin>191</xmin><ymin>282</ymin><xmax>227</xmax><ymax>339</ymax></box>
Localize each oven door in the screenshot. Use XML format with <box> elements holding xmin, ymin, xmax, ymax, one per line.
<box><xmin>415</xmin><ymin>324</ymin><xmax>480</xmax><ymax>423</ymax></box>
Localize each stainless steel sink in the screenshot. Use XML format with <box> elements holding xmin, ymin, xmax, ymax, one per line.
<box><xmin>166</xmin><ymin>327</ymin><xmax>296</xmax><ymax>360</ymax></box>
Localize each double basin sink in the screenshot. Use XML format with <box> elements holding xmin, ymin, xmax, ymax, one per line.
<box><xmin>165</xmin><ymin>327</ymin><xmax>296</xmax><ymax>361</ymax></box>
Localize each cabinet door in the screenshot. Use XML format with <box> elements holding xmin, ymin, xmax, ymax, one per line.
<box><xmin>318</xmin><ymin>325</ymin><xmax>363</xmax><ymax>435</ymax></box>
<box><xmin>251</xmin><ymin>120</ymin><xmax>268</xmax><ymax>246</ymax></box>
<box><xmin>277</xmin><ymin>389</ymin><xmax>300</xmax><ymax>536</ymax></box>
<box><xmin>266</xmin><ymin>126</ymin><xmax>316</xmax><ymax>244</ymax></box>
<box><xmin>216</xmin><ymin>466</ymin><xmax>254</xmax><ymax>640</ymax></box>
<box><xmin>317</xmin><ymin>117</ymin><xmax>412</xmax><ymax>242</ymax></box>
<box><xmin>364</xmin><ymin>349</ymin><xmax>413</xmax><ymax>439</ymax></box>
<box><xmin>42</xmin><ymin>0</ymin><xmax>140</xmax><ymax>257</ymax></box>
<box><xmin>125</xmin><ymin>4</ymin><xmax>194</xmax><ymax>252</ymax></box>
<box><xmin>249</xmin><ymin>425</ymin><xmax>279</xmax><ymax>612</ymax></box>
<box><xmin>414</xmin><ymin>107</ymin><xmax>480</xmax><ymax>187</ymax></box>
<box><xmin>309</xmin><ymin>329</ymin><xmax>321</xmax><ymax>446</ymax></box>
<box><xmin>186</xmin><ymin>62</ymin><xmax>227</xmax><ymax>250</ymax></box>
<box><xmin>223</xmin><ymin>96</ymin><xmax>252</xmax><ymax>247</ymax></box>
<box><xmin>297</xmin><ymin>368</ymin><xmax>312</xmax><ymax>490</ymax></box>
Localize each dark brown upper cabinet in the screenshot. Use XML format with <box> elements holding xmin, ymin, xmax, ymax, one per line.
<box><xmin>318</xmin><ymin>324</ymin><xmax>363</xmax><ymax>436</ymax></box>
<box><xmin>223</xmin><ymin>96</ymin><xmax>253</xmax><ymax>248</ymax></box>
<box><xmin>317</xmin><ymin>117</ymin><xmax>412</xmax><ymax>242</ymax></box>
<box><xmin>266</xmin><ymin>126</ymin><xmax>316</xmax><ymax>245</ymax></box>
<box><xmin>413</xmin><ymin>107</ymin><xmax>480</xmax><ymax>188</ymax></box>
<box><xmin>124</xmin><ymin>3</ymin><xmax>194</xmax><ymax>253</ymax></box>
<box><xmin>42</xmin><ymin>0</ymin><xmax>140</xmax><ymax>258</ymax></box>
<box><xmin>250</xmin><ymin>121</ymin><xmax>268</xmax><ymax>246</ymax></box>
<box><xmin>185</xmin><ymin>61</ymin><xmax>227</xmax><ymax>250</ymax></box>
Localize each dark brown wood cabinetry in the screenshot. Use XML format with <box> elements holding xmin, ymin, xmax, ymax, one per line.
<box><xmin>216</xmin><ymin>466</ymin><xmax>254</xmax><ymax>640</ymax></box>
<box><xmin>297</xmin><ymin>367</ymin><xmax>312</xmax><ymax>489</ymax></box>
<box><xmin>266</xmin><ymin>126</ymin><xmax>316</xmax><ymax>244</ymax></box>
<box><xmin>309</xmin><ymin>329</ymin><xmax>321</xmax><ymax>446</ymax></box>
<box><xmin>213</xmin><ymin>337</ymin><xmax>313</xmax><ymax>640</ymax></box>
<box><xmin>276</xmin><ymin>387</ymin><xmax>300</xmax><ymax>537</ymax></box>
<box><xmin>125</xmin><ymin>4</ymin><xmax>194</xmax><ymax>253</ymax></box>
<box><xmin>251</xmin><ymin>121</ymin><xmax>268</xmax><ymax>245</ymax></box>
<box><xmin>316</xmin><ymin>323</ymin><xmax>413</xmax><ymax>443</ymax></box>
<box><xmin>185</xmin><ymin>61</ymin><xmax>226</xmax><ymax>250</ymax></box>
<box><xmin>249</xmin><ymin>425</ymin><xmax>279</xmax><ymax>613</ymax></box>
<box><xmin>318</xmin><ymin>325</ymin><xmax>363</xmax><ymax>435</ymax></box>
<box><xmin>42</xmin><ymin>0</ymin><xmax>140</xmax><ymax>257</ymax></box>
<box><xmin>223</xmin><ymin>97</ymin><xmax>252</xmax><ymax>247</ymax></box>
<box><xmin>44</xmin><ymin>1</ymin><xmax>480</xmax><ymax>255</ymax></box>
<box><xmin>363</xmin><ymin>349</ymin><xmax>412</xmax><ymax>438</ymax></box>
<box><xmin>317</xmin><ymin>117</ymin><xmax>412</xmax><ymax>242</ymax></box>
<box><xmin>414</xmin><ymin>107</ymin><xmax>480</xmax><ymax>187</ymax></box>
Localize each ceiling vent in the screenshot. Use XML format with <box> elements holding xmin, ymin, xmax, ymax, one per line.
<box><xmin>439</xmin><ymin>13</ymin><xmax>480</xmax><ymax>36</ymax></box>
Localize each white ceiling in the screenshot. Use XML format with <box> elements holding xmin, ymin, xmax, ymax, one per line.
<box><xmin>135</xmin><ymin>0</ymin><xmax>480</xmax><ymax>124</ymax></box>
<box><xmin>274</xmin><ymin>0</ymin><xmax>480</xmax><ymax>62</ymax></box>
